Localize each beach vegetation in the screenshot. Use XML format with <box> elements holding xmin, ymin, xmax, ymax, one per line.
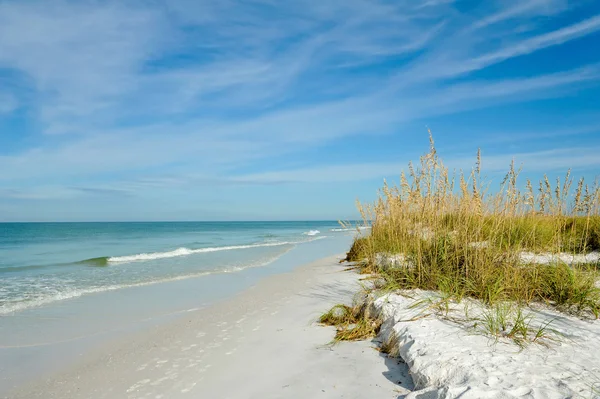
<box><xmin>378</xmin><ymin>330</ymin><xmax>400</xmax><ymax>357</ymax></box>
<box><xmin>474</xmin><ymin>303</ymin><xmax>559</xmax><ymax>348</ymax></box>
<box><xmin>346</xmin><ymin>131</ymin><xmax>600</xmax><ymax>317</ymax></box>
<box><xmin>319</xmin><ymin>304</ymin><xmax>354</xmax><ymax>325</ymax></box>
<box><xmin>319</xmin><ymin>296</ymin><xmax>381</xmax><ymax>341</ymax></box>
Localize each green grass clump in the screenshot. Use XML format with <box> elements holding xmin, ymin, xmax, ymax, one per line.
<box><xmin>483</xmin><ymin>215</ymin><xmax>600</xmax><ymax>252</ymax></box>
<box><xmin>344</xmin><ymin>237</ymin><xmax>370</xmax><ymax>262</ymax></box>
<box><xmin>349</xmin><ymin>131</ymin><xmax>600</xmax><ymax>317</ymax></box>
<box><xmin>319</xmin><ymin>302</ymin><xmax>381</xmax><ymax>341</ymax></box>
<box><xmin>334</xmin><ymin>317</ymin><xmax>382</xmax><ymax>341</ymax></box>
<box><xmin>539</xmin><ymin>263</ymin><xmax>600</xmax><ymax>317</ymax></box>
<box><xmin>319</xmin><ymin>304</ymin><xmax>353</xmax><ymax>325</ymax></box>
<box><xmin>475</xmin><ymin>303</ymin><xmax>559</xmax><ymax>348</ymax></box>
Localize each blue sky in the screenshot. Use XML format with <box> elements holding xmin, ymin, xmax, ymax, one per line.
<box><xmin>1</xmin><ymin>0</ymin><xmax>600</xmax><ymax>221</ymax></box>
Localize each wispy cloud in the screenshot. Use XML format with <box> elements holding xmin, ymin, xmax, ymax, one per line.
<box><xmin>4</xmin><ymin>62</ymin><xmax>595</xmax><ymax>185</ymax></box>
<box><xmin>468</xmin><ymin>0</ymin><xmax>566</xmax><ymax>32</ymax></box>
<box><xmin>394</xmin><ymin>4</ymin><xmax>600</xmax><ymax>84</ymax></box>
<box><xmin>230</xmin><ymin>146</ymin><xmax>600</xmax><ymax>184</ymax></box>
<box><xmin>1</xmin><ymin>0</ymin><xmax>597</xmax><ymax>135</ymax></box>
<box><xmin>469</xmin><ymin>14</ymin><xmax>600</xmax><ymax>72</ymax></box>
<box><xmin>0</xmin><ymin>0</ymin><xmax>599</xmax><ymax>219</ymax></box>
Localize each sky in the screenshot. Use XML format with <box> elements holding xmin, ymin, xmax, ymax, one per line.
<box><xmin>0</xmin><ymin>0</ymin><xmax>599</xmax><ymax>222</ymax></box>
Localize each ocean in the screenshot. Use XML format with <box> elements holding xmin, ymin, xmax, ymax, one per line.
<box><xmin>0</xmin><ymin>221</ymin><xmax>367</xmax><ymax>394</ymax></box>
<box><xmin>0</xmin><ymin>221</ymin><xmax>361</xmax><ymax>315</ymax></box>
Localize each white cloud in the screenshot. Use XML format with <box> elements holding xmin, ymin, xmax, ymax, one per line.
<box><xmin>448</xmin><ymin>147</ymin><xmax>600</xmax><ymax>174</ymax></box>
<box><xmin>469</xmin><ymin>14</ymin><xmax>600</xmax><ymax>72</ymax></box>
<box><xmin>231</xmin><ymin>146</ymin><xmax>600</xmax><ymax>184</ymax></box>
<box><xmin>0</xmin><ymin>0</ymin><xmax>599</xmax><ymax>213</ymax></box>
<box><xmin>0</xmin><ymin>63</ymin><xmax>598</xmax><ymax>185</ymax></box>
<box><xmin>1</xmin><ymin>0</ymin><xmax>597</xmax><ymax>135</ymax></box>
<box><xmin>394</xmin><ymin>7</ymin><xmax>600</xmax><ymax>84</ymax></box>
<box><xmin>0</xmin><ymin>0</ymin><xmax>450</xmax><ymax>134</ymax></box>
<box><xmin>0</xmin><ymin>1</ymin><xmax>170</xmax><ymax>127</ymax></box>
<box><xmin>468</xmin><ymin>0</ymin><xmax>566</xmax><ymax>32</ymax></box>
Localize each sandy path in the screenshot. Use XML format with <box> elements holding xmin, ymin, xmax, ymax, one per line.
<box><xmin>8</xmin><ymin>255</ymin><xmax>413</xmax><ymax>399</ymax></box>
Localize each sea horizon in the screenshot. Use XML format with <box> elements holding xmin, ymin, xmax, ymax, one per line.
<box><xmin>0</xmin><ymin>218</ymin><xmax>351</xmax><ymax>227</ymax></box>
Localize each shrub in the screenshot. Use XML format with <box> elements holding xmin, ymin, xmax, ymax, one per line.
<box><xmin>351</xmin><ymin>132</ymin><xmax>600</xmax><ymax>316</ymax></box>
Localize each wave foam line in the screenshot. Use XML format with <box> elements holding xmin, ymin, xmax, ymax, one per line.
<box><xmin>107</xmin><ymin>241</ymin><xmax>294</xmax><ymax>263</ymax></box>
<box><xmin>303</xmin><ymin>230</ymin><xmax>320</xmax><ymax>236</ymax></box>
<box><xmin>330</xmin><ymin>226</ymin><xmax>371</xmax><ymax>232</ymax></box>
<box><xmin>0</xmin><ymin>272</ymin><xmax>211</xmax><ymax>315</ymax></box>
<box><xmin>0</xmin><ymin>247</ymin><xmax>298</xmax><ymax>315</ymax></box>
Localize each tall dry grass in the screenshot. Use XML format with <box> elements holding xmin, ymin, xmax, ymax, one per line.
<box><xmin>348</xmin><ymin>132</ymin><xmax>600</xmax><ymax>316</ymax></box>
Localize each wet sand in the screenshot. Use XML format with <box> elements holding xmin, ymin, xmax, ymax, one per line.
<box><xmin>7</xmin><ymin>254</ymin><xmax>413</xmax><ymax>399</ymax></box>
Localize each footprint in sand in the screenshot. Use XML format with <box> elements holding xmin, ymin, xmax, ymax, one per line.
<box><xmin>181</xmin><ymin>382</ymin><xmax>197</xmax><ymax>393</ymax></box>
<box><xmin>150</xmin><ymin>376</ymin><xmax>170</xmax><ymax>386</ymax></box>
<box><xmin>181</xmin><ymin>344</ymin><xmax>198</xmax><ymax>351</ymax></box>
<box><xmin>126</xmin><ymin>378</ymin><xmax>151</xmax><ymax>393</ymax></box>
<box><xmin>186</xmin><ymin>360</ymin><xmax>202</xmax><ymax>369</ymax></box>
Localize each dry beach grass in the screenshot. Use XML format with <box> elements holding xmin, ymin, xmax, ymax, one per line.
<box><xmin>347</xmin><ymin>133</ymin><xmax>600</xmax><ymax>315</ymax></box>
<box><xmin>324</xmin><ymin>133</ymin><xmax>600</xmax><ymax>349</ymax></box>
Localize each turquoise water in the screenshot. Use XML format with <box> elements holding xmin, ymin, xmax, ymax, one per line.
<box><xmin>0</xmin><ymin>221</ymin><xmax>359</xmax><ymax>315</ymax></box>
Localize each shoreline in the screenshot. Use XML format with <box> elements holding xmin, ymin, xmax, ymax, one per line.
<box><xmin>6</xmin><ymin>254</ymin><xmax>413</xmax><ymax>398</ymax></box>
<box><xmin>0</xmin><ymin>234</ymin><xmax>352</xmax><ymax>395</ymax></box>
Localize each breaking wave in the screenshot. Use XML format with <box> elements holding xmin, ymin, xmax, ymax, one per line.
<box><xmin>330</xmin><ymin>226</ymin><xmax>371</xmax><ymax>232</ymax></box>
<box><xmin>105</xmin><ymin>242</ymin><xmax>294</xmax><ymax>264</ymax></box>
<box><xmin>303</xmin><ymin>230</ymin><xmax>320</xmax><ymax>236</ymax></box>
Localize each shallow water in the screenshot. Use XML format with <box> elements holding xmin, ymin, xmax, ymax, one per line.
<box><xmin>0</xmin><ymin>221</ymin><xmax>357</xmax><ymax>315</ymax></box>
<box><xmin>0</xmin><ymin>222</ymin><xmax>358</xmax><ymax>395</ymax></box>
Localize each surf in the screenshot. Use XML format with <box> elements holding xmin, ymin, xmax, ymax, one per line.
<box><xmin>106</xmin><ymin>241</ymin><xmax>295</xmax><ymax>263</ymax></box>
<box><xmin>303</xmin><ymin>230</ymin><xmax>320</xmax><ymax>236</ymax></box>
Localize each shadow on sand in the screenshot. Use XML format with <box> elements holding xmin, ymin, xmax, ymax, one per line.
<box><xmin>373</xmin><ymin>337</ymin><xmax>415</xmax><ymax>398</ymax></box>
<box><xmin>303</xmin><ymin>277</ymin><xmax>416</xmax><ymax>397</ymax></box>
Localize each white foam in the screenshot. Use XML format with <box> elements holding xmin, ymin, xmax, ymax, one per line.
<box><xmin>0</xmin><ymin>248</ymin><xmax>300</xmax><ymax>315</ymax></box>
<box><xmin>107</xmin><ymin>241</ymin><xmax>293</xmax><ymax>263</ymax></box>
<box><xmin>0</xmin><ymin>271</ymin><xmax>210</xmax><ymax>315</ymax></box>
<box><xmin>330</xmin><ymin>226</ymin><xmax>371</xmax><ymax>232</ymax></box>
<box><xmin>0</xmin><ymin>235</ymin><xmax>329</xmax><ymax>315</ymax></box>
<box><xmin>303</xmin><ymin>230</ymin><xmax>320</xmax><ymax>236</ymax></box>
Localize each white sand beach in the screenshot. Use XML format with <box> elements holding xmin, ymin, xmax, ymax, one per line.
<box><xmin>3</xmin><ymin>0</ymin><xmax>600</xmax><ymax>397</ymax></box>
<box><xmin>6</xmin><ymin>255</ymin><xmax>413</xmax><ymax>399</ymax></box>
<box><xmin>5</xmin><ymin>251</ymin><xmax>600</xmax><ymax>399</ymax></box>
<box><xmin>374</xmin><ymin>291</ymin><xmax>600</xmax><ymax>398</ymax></box>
